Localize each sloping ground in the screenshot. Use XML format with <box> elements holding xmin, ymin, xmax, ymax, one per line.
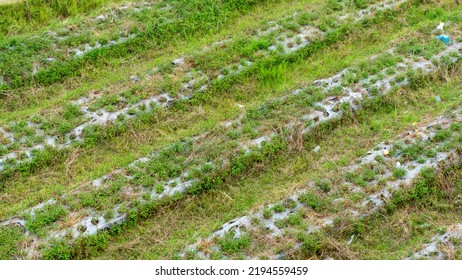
<box><xmin>180</xmin><ymin>112</ymin><xmax>462</xmax><ymax>259</ymax></box>
<box><xmin>0</xmin><ymin>0</ymin><xmax>461</xmax><ymax>260</ymax></box>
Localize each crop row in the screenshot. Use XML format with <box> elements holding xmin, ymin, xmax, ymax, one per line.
<box><xmin>179</xmin><ymin>111</ymin><xmax>462</xmax><ymax>259</ymax></box>
<box><xmin>0</xmin><ymin>0</ymin><xmax>412</xmax><ymax>174</ymax></box>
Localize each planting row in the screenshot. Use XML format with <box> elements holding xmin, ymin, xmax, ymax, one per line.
<box><xmin>0</xmin><ymin>0</ymin><xmax>393</xmax><ymax>89</ymax></box>
<box><xmin>0</xmin><ymin>0</ymin><xmax>164</xmax><ymax>86</ymax></box>
<box><xmin>409</xmin><ymin>224</ymin><xmax>462</xmax><ymax>260</ymax></box>
<box><xmin>1</xmin><ymin>30</ymin><xmax>461</xmax><ymax>258</ymax></box>
<box><xmin>0</xmin><ymin>0</ymin><xmax>413</xmax><ymax>173</ymax></box>
<box><xmin>179</xmin><ymin>110</ymin><xmax>462</xmax><ymax>259</ymax></box>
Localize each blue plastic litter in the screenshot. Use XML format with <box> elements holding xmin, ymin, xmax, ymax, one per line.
<box><xmin>436</xmin><ymin>34</ymin><xmax>450</xmax><ymax>45</ymax></box>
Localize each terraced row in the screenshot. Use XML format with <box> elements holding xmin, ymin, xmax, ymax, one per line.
<box><xmin>179</xmin><ymin>111</ymin><xmax>462</xmax><ymax>259</ymax></box>
<box><xmin>0</xmin><ymin>0</ymin><xmax>409</xmax><ymax>174</ymax></box>
<box><xmin>0</xmin><ymin>0</ymin><xmax>390</xmax><ymax>90</ymax></box>
<box><xmin>1</xmin><ymin>26</ymin><xmax>461</xmax><ymax>258</ymax></box>
<box><xmin>3</xmin><ymin>0</ymin><xmax>462</xmax><ymax>260</ymax></box>
<box><xmin>410</xmin><ymin>224</ymin><xmax>462</xmax><ymax>260</ymax></box>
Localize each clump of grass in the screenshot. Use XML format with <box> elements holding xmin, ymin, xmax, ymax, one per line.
<box><xmin>218</xmin><ymin>230</ymin><xmax>251</xmax><ymax>255</ymax></box>
<box><xmin>316</xmin><ymin>179</ymin><xmax>331</xmax><ymax>193</ymax></box>
<box><xmin>42</xmin><ymin>239</ymin><xmax>74</xmax><ymax>260</ymax></box>
<box><xmin>392</xmin><ymin>167</ymin><xmax>407</xmax><ymax>179</ymax></box>
<box><xmin>62</xmin><ymin>103</ymin><xmax>82</xmax><ymax>120</ymax></box>
<box><xmin>299</xmin><ymin>192</ymin><xmax>324</xmax><ymax>211</ymax></box>
<box><xmin>433</xmin><ymin>129</ymin><xmax>452</xmax><ymax>142</ymax></box>
<box><xmin>73</xmin><ymin>232</ymin><xmax>110</xmax><ymax>259</ymax></box>
<box><xmin>26</xmin><ymin>203</ymin><xmax>68</xmax><ymax>235</ymax></box>
<box><xmin>299</xmin><ymin>231</ymin><xmax>324</xmax><ymax>256</ymax></box>
<box><xmin>395</xmin><ymin>37</ymin><xmax>446</xmax><ymax>60</ymax></box>
<box><xmin>262</xmin><ymin>207</ymin><xmax>273</xmax><ymax>219</ymax></box>
<box><xmin>400</xmin><ymin>142</ymin><xmax>424</xmax><ymax>161</ymax></box>
<box><xmin>0</xmin><ymin>226</ymin><xmax>25</xmax><ymax>259</ymax></box>
<box><xmin>286</xmin><ymin>212</ymin><xmax>303</xmax><ymax>227</ymax></box>
<box><xmin>272</xmin><ymin>203</ymin><xmax>286</xmax><ymax>213</ymax></box>
<box><xmin>42</xmin><ymin>231</ymin><xmax>110</xmax><ymax>260</ymax></box>
<box><xmin>0</xmin><ymin>0</ymin><xmax>126</xmax><ymax>35</ymax></box>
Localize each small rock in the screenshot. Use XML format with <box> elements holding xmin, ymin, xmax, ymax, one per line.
<box><xmin>96</xmin><ymin>15</ymin><xmax>106</xmax><ymax>21</ymax></box>
<box><xmin>435</xmin><ymin>96</ymin><xmax>441</xmax><ymax>102</ymax></box>
<box><xmin>172</xmin><ymin>57</ymin><xmax>185</xmax><ymax>66</ymax></box>
<box><xmin>396</xmin><ymin>161</ymin><xmax>401</xmax><ymax>167</ymax></box>
<box><xmin>74</xmin><ymin>49</ymin><xmax>84</xmax><ymax>56</ymax></box>
<box><xmin>84</xmin><ymin>44</ymin><xmax>93</xmax><ymax>52</ymax></box>
<box><xmin>383</xmin><ymin>149</ymin><xmax>389</xmax><ymax>156</ymax></box>
<box><xmin>130</xmin><ymin>75</ymin><xmax>140</xmax><ymax>83</ymax></box>
<box><xmin>92</xmin><ymin>179</ymin><xmax>103</xmax><ymax>187</ymax></box>
<box><xmin>312</xmin><ymin>146</ymin><xmax>321</xmax><ymax>153</ymax></box>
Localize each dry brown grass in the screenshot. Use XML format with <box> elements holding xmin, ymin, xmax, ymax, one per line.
<box><xmin>286</xmin><ymin>120</ymin><xmax>305</xmax><ymax>153</ymax></box>
<box><xmin>58</xmin><ymin>211</ymin><xmax>87</xmax><ymax>230</ymax></box>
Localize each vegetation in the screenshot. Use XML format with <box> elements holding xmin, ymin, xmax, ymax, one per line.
<box><xmin>1</xmin><ymin>0</ymin><xmax>462</xmax><ymax>260</ymax></box>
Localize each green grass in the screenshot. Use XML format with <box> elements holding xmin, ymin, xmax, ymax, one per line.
<box><xmin>0</xmin><ymin>225</ymin><xmax>25</xmax><ymax>259</ymax></box>
<box><xmin>0</xmin><ymin>0</ymin><xmax>126</xmax><ymax>35</ymax></box>
<box><xmin>26</xmin><ymin>203</ymin><xmax>68</xmax><ymax>235</ymax></box>
<box><xmin>0</xmin><ymin>0</ymin><xmax>279</xmax><ymax>90</ymax></box>
<box><xmin>292</xmin><ymin>164</ymin><xmax>462</xmax><ymax>260</ymax></box>
<box><xmin>94</xmin><ymin>104</ymin><xmax>458</xmax><ymax>259</ymax></box>
<box><xmin>1</xmin><ymin>0</ymin><xmax>440</xmax><ymax>181</ymax></box>
<box><xmin>1</xmin><ymin>0</ymin><xmax>462</xmax><ymax>260</ymax></box>
<box><xmin>218</xmin><ymin>230</ymin><xmax>252</xmax><ymax>255</ymax></box>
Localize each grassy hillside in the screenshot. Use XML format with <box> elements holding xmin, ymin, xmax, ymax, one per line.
<box><xmin>0</xmin><ymin>0</ymin><xmax>461</xmax><ymax>260</ymax></box>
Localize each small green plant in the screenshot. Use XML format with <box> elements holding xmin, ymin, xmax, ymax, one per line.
<box><xmin>433</xmin><ymin>129</ymin><xmax>452</xmax><ymax>142</ymax></box>
<box><xmin>400</xmin><ymin>142</ymin><xmax>424</xmax><ymax>161</ymax></box>
<box><xmin>286</xmin><ymin>212</ymin><xmax>303</xmax><ymax>226</ymax></box>
<box><xmin>299</xmin><ymin>231</ymin><xmax>324</xmax><ymax>256</ymax></box>
<box><xmin>142</xmin><ymin>192</ymin><xmax>151</xmax><ymax>200</ymax></box>
<box><xmin>316</xmin><ymin>179</ymin><xmax>331</xmax><ymax>193</ymax></box>
<box><xmin>393</xmin><ymin>167</ymin><xmax>407</xmax><ymax>179</ymax></box>
<box><xmin>91</xmin><ymin>217</ymin><xmax>99</xmax><ymax>225</ymax></box>
<box><xmin>26</xmin><ymin>204</ymin><xmax>68</xmax><ymax>234</ymax></box>
<box><xmin>262</xmin><ymin>207</ymin><xmax>273</xmax><ymax>219</ymax></box>
<box><xmin>42</xmin><ymin>239</ymin><xmax>74</xmax><ymax>260</ymax></box>
<box><xmin>284</xmin><ymin>199</ymin><xmax>298</xmax><ymax>209</ymax></box>
<box><xmin>272</xmin><ymin>203</ymin><xmax>286</xmax><ymax>213</ymax></box>
<box><xmin>300</xmin><ymin>192</ymin><xmax>324</xmax><ymax>211</ymax></box>
<box><xmin>0</xmin><ymin>226</ymin><xmax>25</xmax><ymax>259</ymax></box>
<box><xmin>62</xmin><ymin>103</ymin><xmax>82</xmax><ymax>120</ymax></box>
<box><xmin>73</xmin><ymin>232</ymin><xmax>111</xmax><ymax>259</ymax></box>
<box><xmin>218</xmin><ymin>230</ymin><xmax>251</xmax><ymax>254</ymax></box>
<box><xmin>362</xmin><ymin>168</ymin><xmax>376</xmax><ymax>182</ymax></box>
<box><xmin>227</xmin><ymin>130</ymin><xmax>239</xmax><ymax>139</ymax></box>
